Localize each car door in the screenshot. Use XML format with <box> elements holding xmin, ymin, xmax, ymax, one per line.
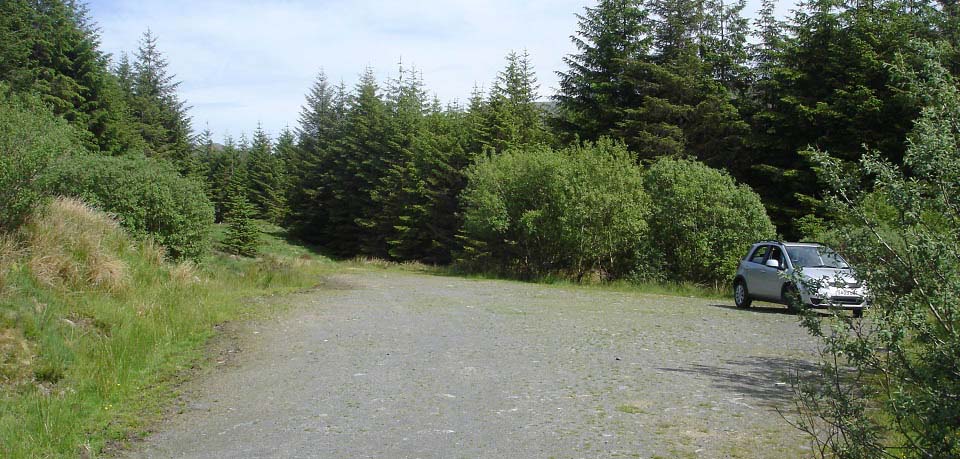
<box><xmin>754</xmin><ymin>245</ymin><xmax>786</xmax><ymax>300</ymax></box>
<box><xmin>742</xmin><ymin>245</ymin><xmax>772</xmax><ymax>298</ymax></box>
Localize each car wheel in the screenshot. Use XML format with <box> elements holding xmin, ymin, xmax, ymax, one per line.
<box><xmin>783</xmin><ymin>284</ymin><xmax>803</xmax><ymax>313</ymax></box>
<box><xmin>734</xmin><ymin>279</ymin><xmax>752</xmax><ymax>308</ymax></box>
<box><xmin>852</xmin><ymin>308</ymin><xmax>863</xmax><ymax>319</ymax></box>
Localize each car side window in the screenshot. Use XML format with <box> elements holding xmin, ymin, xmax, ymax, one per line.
<box><xmin>749</xmin><ymin>245</ymin><xmax>770</xmax><ymax>264</ymax></box>
<box><xmin>769</xmin><ymin>246</ymin><xmax>785</xmax><ymax>268</ymax></box>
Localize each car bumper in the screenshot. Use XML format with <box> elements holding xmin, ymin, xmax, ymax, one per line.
<box><xmin>801</xmin><ymin>288</ymin><xmax>869</xmax><ymax>310</ymax></box>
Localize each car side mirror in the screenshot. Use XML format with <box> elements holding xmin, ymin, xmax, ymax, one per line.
<box><xmin>765</xmin><ymin>259</ymin><xmax>781</xmax><ymax>269</ymax></box>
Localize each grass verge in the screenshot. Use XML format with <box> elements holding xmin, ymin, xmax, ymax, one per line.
<box><xmin>347</xmin><ymin>256</ymin><xmax>727</xmax><ymax>300</ymax></box>
<box><xmin>0</xmin><ymin>199</ymin><xmax>335</xmax><ymax>458</ymax></box>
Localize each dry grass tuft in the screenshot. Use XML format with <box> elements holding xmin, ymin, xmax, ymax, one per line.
<box><xmin>25</xmin><ymin>198</ymin><xmax>129</xmax><ymax>293</ymax></box>
<box><xmin>169</xmin><ymin>260</ymin><xmax>201</xmax><ymax>285</ymax></box>
<box><xmin>0</xmin><ymin>327</ymin><xmax>34</xmax><ymax>388</ymax></box>
<box><xmin>86</xmin><ymin>253</ymin><xmax>128</xmax><ymax>292</ymax></box>
<box><xmin>0</xmin><ymin>235</ymin><xmax>21</xmax><ymax>292</ymax></box>
<box><xmin>139</xmin><ymin>238</ymin><xmax>167</xmax><ymax>267</ymax></box>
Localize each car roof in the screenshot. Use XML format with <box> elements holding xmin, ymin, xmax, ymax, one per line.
<box><xmin>751</xmin><ymin>241</ymin><xmax>825</xmax><ymax>248</ymax></box>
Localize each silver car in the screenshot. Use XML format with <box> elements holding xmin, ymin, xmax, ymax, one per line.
<box><xmin>733</xmin><ymin>241</ymin><xmax>868</xmax><ymax>317</ymax></box>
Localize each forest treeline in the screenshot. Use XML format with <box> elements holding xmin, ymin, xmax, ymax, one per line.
<box><xmin>1</xmin><ymin>0</ymin><xmax>958</xmax><ymax>285</ymax></box>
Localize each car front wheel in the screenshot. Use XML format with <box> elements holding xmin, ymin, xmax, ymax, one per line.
<box><xmin>734</xmin><ymin>280</ymin><xmax>752</xmax><ymax>308</ymax></box>
<box><xmin>783</xmin><ymin>284</ymin><xmax>803</xmax><ymax>313</ymax></box>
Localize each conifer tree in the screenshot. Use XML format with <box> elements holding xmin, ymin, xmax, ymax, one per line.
<box><xmin>223</xmin><ymin>189</ymin><xmax>259</xmax><ymax>257</ymax></box>
<box><xmin>206</xmin><ymin>135</ymin><xmax>242</xmax><ymax>222</ymax></box>
<box><xmin>324</xmin><ymin>68</ymin><xmax>389</xmax><ymax>256</ymax></box>
<box><xmin>289</xmin><ymin>71</ymin><xmax>347</xmax><ymax>241</ymax></box>
<box><xmin>245</xmin><ymin>125</ymin><xmax>287</xmax><ymax>223</ymax></box>
<box><xmin>126</xmin><ymin>29</ymin><xmax>193</xmax><ymax>173</ymax></box>
<box><xmin>0</xmin><ymin>0</ymin><xmax>140</xmax><ymax>154</ymax></box>
<box><xmin>745</xmin><ymin>0</ymin><xmax>940</xmax><ymax>235</ymax></box>
<box><xmin>554</xmin><ymin>0</ymin><xmax>654</xmax><ymax>143</ymax></box>
<box><xmin>481</xmin><ymin>51</ymin><xmax>549</xmax><ymax>153</ymax></box>
<box><xmin>363</xmin><ymin>64</ymin><xmax>427</xmax><ymax>258</ymax></box>
<box><xmin>388</xmin><ymin>107</ymin><xmax>474</xmax><ymax>263</ymax></box>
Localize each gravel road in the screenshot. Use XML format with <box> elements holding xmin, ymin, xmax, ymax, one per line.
<box><xmin>131</xmin><ymin>268</ymin><xmax>820</xmax><ymax>459</ymax></box>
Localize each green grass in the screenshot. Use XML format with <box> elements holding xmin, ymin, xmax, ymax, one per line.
<box><xmin>0</xmin><ymin>204</ymin><xmax>336</xmax><ymax>458</ymax></box>
<box><xmin>346</xmin><ymin>257</ymin><xmax>727</xmax><ymax>300</ymax></box>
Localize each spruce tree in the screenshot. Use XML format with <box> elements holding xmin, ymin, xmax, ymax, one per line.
<box><xmin>245</xmin><ymin>124</ymin><xmax>287</xmax><ymax>223</ymax></box>
<box><xmin>223</xmin><ymin>190</ymin><xmax>259</xmax><ymax>257</ymax></box>
<box><xmin>0</xmin><ymin>0</ymin><xmax>141</xmax><ymax>154</ymax></box>
<box><xmin>126</xmin><ymin>29</ymin><xmax>193</xmax><ymax>173</ymax></box>
<box><xmin>289</xmin><ymin>71</ymin><xmax>347</xmax><ymax>241</ymax></box>
<box><xmin>324</xmin><ymin>68</ymin><xmax>389</xmax><ymax>256</ymax></box>
<box><xmin>364</xmin><ymin>63</ymin><xmax>427</xmax><ymax>259</ymax></box>
<box><xmin>481</xmin><ymin>50</ymin><xmax>549</xmax><ymax>153</ymax></box>
<box><xmin>745</xmin><ymin>0</ymin><xmax>940</xmax><ymax>235</ymax></box>
<box><xmin>206</xmin><ymin>135</ymin><xmax>242</xmax><ymax>222</ymax></box>
<box><xmin>554</xmin><ymin>0</ymin><xmax>654</xmax><ymax>143</ymax></box>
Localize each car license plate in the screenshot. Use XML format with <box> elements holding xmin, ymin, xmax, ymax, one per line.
<box><xmin>838</xmin><ymin>289</ymin><xmax>858</xmax><ymax>296</ymax></box>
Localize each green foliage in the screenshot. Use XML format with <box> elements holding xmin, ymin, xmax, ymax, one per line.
<box><xmin>553</xmin><ymin>0</ymin><xmax>653</xmax><ymax>143</ymax></box>
<box><xmin>642</xmin><ymin>157</ymin><xmax>774</xmax><ymax>286</ymax></box>
<box><xmin>479</xmin><ymin>50</ymin><xmax>551</xmax><ymax>152</ymax></box>
<box><xmin>245</xmin><ymin>125</ymin><xmax>288</xmax><ymax>223</ymax></box>
<box><xmin>0</xmin><ymin>198</ymin><xmax>332</xmax><ymax>458</ymax></box>
<box><xmin>0</xmin><ymin>0</ymin><xmax>142</xmax><ymax>154</ymax></box>
<box><xmin>0</xmin><ymin>88</ymin><xmax>83</xmax><ymax>232</ymax></box>
<box><xmin>795</xmin><ymin>43</ymin><xmax>960</xmax><ymax>459</ymax></box>
<box><xmin>121</xmin><ymin>30</ymin><xmax>193</xmax><ymax>172</ymax></box>
<box><xmin>45</xmin><ymin>155</ymin><xmax>214</xmax><ymax>260</ymax></box>
<box><xmin>287</xmin><ymin>71</ymin><xmax>347</xmax><ymax>241</ymax></box>
<box><xmin>743</xmin><ymin>0</ymin><xmax>940</xmax><ymax>236</ymax></box>
<box><xmin>460</xmin><ymin>139</ymin><xmax>650</xmax><ymax>279</ymax></box>
<box><xmin>387</xmin><ymin>108</ymin><xmax>475</xmax><ymax>264</ymax></box>
<box><xmin>222</xmin><ymin>191</ymin><xmax>259</xmax><ymax>257</ymax></box>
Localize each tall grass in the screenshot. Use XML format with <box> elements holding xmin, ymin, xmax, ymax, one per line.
<box><xmin>0</xmin><ymin>198</ymin><xmax>334</xmax><ymax>457</ymax></box>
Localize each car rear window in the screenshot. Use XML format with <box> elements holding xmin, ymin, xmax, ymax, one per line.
<box><xmin>749</xmin><ymin>245</ymin><xmax>770</xmax><ymax>264</ymax></box>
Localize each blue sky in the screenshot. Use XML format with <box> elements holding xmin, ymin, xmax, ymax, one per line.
<box><xmin>87</xmin><ymin>0</ymin><xmax>792</xmax><ymax>142</ymax></box>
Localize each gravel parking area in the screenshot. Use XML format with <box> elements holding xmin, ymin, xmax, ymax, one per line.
<box><xmin>132</xmin><ymin>268</ymin><xmax>819</xmax><ymax>458</ymax></box>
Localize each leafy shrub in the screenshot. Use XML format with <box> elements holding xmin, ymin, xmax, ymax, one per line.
<box><xmin>0</xmin><ymin>87</ymin><xmax>83</xmax><ymax>232</ymax></box>
<box><xmin>460</xmin><ymin>139</ymin><xmax>650</xmax><ymax>279</ymax></box>
<box><xmin>642</xmin><ymin>157</ymin><xmax>774</xmax><ymax>286</ymax></box>
<box><xmin>46</xmin><ymin>155</ymin><xmax>214</xmax><ymax>260</ymax></box>
<box><xmin>794</xmin><ymin>45</ymin><xmax>960</xmax><ymax>459</ymax></box>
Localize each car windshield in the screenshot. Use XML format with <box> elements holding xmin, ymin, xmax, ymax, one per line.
<box><xmin>786</xmin><ymin>246</ymin><xmax>849</xmax><ymax>269</ymax></box>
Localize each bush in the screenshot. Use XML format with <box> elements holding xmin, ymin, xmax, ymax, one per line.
<box><xmin>793</xmin><ymin>45</ymin><xmax>960</xmax><ymax>459</ymax></box>
<box><xmin>642</xmin><ymin>157</ymin><xmax>774</xmax><ymax>286</ymax></box>
<box><xmin>0</xmin><ymin>88</ymin><xmax>83</xmax><ymax>232</ymax></box>
<box><xmin>46</xmin><ymin>155</ymin><xmax>214</xmax><ymax>260</ymax></box>
<box><xmin>460</xmin><ymin>139</ymin><xmax>650</xmax><ymax>279</ymax></box>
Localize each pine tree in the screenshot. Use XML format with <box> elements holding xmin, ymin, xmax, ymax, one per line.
<box><xmin>0</xmin><ymin>0</ymin><xmax>141</xmax><ymax>154</ymax></box>
<box><xmin>323</xmin><ymin>68</ymin><xmax>389</xmax><ymax>256</ymax></box>
<box><xmin>245</xmin><ymin>124</ymin><xmax>287</xmax><ymax>223</ymax></box>
<box><xmin>388</xmin><ymin>106</ymin><xmax>475</xmax><ymax>263</ymax></box>
<box><xmin>554</xmin><ymin>0</ymin><xmax>654</xmax><ymax>143</ymax></box>
<box><xmin>702</xmin><ymin>0</ymin><xmax>750</xmax><ymax>93</ymax></box>
<box><xmin>206</xmin><ymin>135</ymin><xmax>242</xmax><ymax>222</ymax></box>
<box><xmin>126</xmin><ymin>29</ymin><xmax>193</xmax><ymax>173</ymax></box>
<box><xmin>368</xmin><ymin>63</ymin><xmax>428</xmax><ymax>260</ymax></box>
<box><xmin>481</xmin><ymin>50</ymin><xmax>549</xmax><ymax>153</ymax></box>
<box><xmin>745</xmin><ymin>0</ymin><xmax>940</xmax><ymax>236</ymax></box>
<box><xmin>223</xmin><ymin>189</ymin><xmax>259</xmax><ymax>257</ymax></box>
<box><xmin>289</xmin><ymin>71</ymin><xmax>347</xmax><ymax>240</ymax></box>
